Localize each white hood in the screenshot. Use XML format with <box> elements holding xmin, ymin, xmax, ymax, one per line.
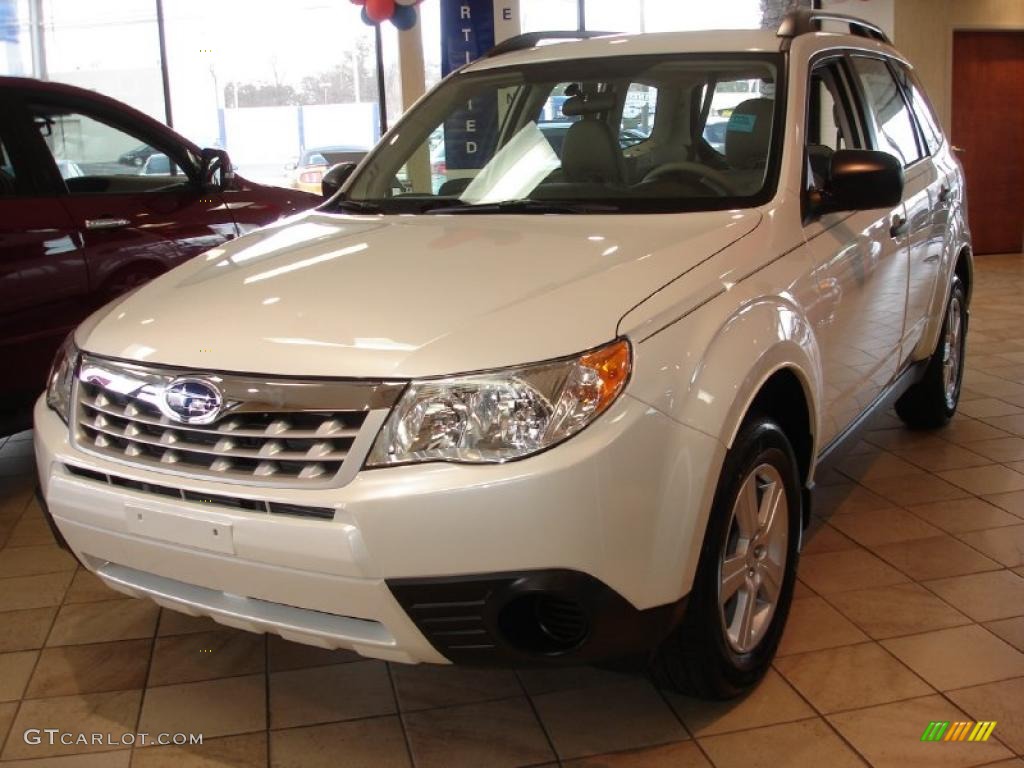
<box><xmin>80</xmin><ymin>210</ymin><xmax>759</xmax><ymax>378</ymax></box>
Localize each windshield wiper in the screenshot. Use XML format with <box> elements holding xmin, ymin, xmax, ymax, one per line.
<box><xmin>424</xmin><ymin>199</ymin><xmax>620</xmax><ymax>215</ymax></box>
<box><xmin>329</xmin><ymin>199</ymin><xmax>385</xmax><ymax>214</ymax></box>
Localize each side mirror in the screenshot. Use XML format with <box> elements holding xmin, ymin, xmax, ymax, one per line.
<box><xmin>813</xmin><ymin>149</ymin><xmax>904</xmax><ymax>215</ymax></box>
<box><xmin>321</xmin><ymin>162</ymin><xmax>358</xmax><ymax>199</ymax></box>
<box><xmin>200</xmin><ymin>147</ymin><xmax>234</xmax><ymax>191</ymax></box>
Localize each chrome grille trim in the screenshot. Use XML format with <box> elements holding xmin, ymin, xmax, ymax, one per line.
<box><xmin>71</xmin><ymin>354</ymin><xmax>404</xmax><ymax>489</ymax></box>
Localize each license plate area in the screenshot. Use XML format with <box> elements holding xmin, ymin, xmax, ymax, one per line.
<box><xmin>125</xmin><ymin>503</ymin><xmax>235</xmax><ymax>555</ymax></box>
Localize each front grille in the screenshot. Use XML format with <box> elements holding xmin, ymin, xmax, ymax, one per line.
<box><xmin>72</xmin><ymin>354</ymin><xmax>405</xmax><ymax>488</ymax></box>
<box><xmin>65</xmin><ymin>464</ymin><xmax>335</xmax><ymax>520</ymax></box>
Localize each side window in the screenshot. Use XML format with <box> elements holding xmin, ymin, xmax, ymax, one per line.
<box><xmin>29</xmin><ymin>104</ymin><xmax>188</xmax><ymax>194</ymax></box>
<box><xmin>805</xmin><ymin>60</ymin><xmax>862</xmax><ymax>188</ymax></box>
<box><xmin>893</xmin><ymin>62</ymin><xmax>943</xmax><ymax>155</ymax></box>
<box><xmin>620</xmin><ymin>82</ymin><xmax>657</xmax><ymax>148</ymax></box>
<box><xmin>0</xmin><ymin>135</ymin><xmax>18</xmax><ymax>197</ymax></box>
<box><xmin>849</xmin><ymin>56</ymin><xmax>923</xmax><ymax>168</ymax></box>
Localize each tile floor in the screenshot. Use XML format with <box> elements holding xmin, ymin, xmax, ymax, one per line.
<box><xmin>2</xmin><ymin>255</ymin><xmax>1024</xmax><ymax>767</ymax></box>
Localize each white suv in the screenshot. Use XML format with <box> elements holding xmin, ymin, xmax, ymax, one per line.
<box><xmin>36</xmin><ymin>11</ymin><xmax>971</xmax><ymax>698</ymax></box>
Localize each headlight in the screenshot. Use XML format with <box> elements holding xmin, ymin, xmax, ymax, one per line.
<box><xmin>46</xmin><ymin>334</ymin><xmax>79</xmax><ymax>423</ymax></box>
<box><xmin>367</xmin><ymin>339</ymin><xmax>631</xmax><ymax>466</ymax></box>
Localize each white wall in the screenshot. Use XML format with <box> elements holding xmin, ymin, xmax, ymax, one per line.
<box><xmin>820</xmin><ymin>0</ymin><xmax>895</xmax><ymax>39</ymax></box>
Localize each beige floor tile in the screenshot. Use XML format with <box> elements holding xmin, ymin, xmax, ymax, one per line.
<box><xmin>800</xmin><ymin>523</ymin><xmax>859</xmax><ymax>555</ymax></box>
<box><xmin>958</xmin><ymin>397</ymin><xmax>1023</xmax><ymax>418</ymax></box>
<box><xmin>777</xmin><ymin>596</ymin><xmax>868</xmax><ymax>656</ymax></box>
<box><xmin>793</xmin><ymin>579</ymin><xmax>815</xmax><ymax>599</ymax></box>
<box><xmin>882</xmin><ymin>624</ymin><xmax>1024</xmax><ymax>690</ymax></box>
<box><xmin>698</xmin><ymin>718</ymin><xmax>863</xmax><ymax>768</ymax></box>
<box><xmin>62</xmin><ymin>571</ymin><xmax>120</xmax><ymax>604</ymax></box>
<box><xmin>813</xmin><ymin>483</ymin><xmax>895</xmax><ymax>516</ymax></box>
<box><xmin>406</xmin><ymin>696</ymin><xmax>553</xmax><ymax>768</ymax></box>
<box><xmin>925</xmin><ymin>569</ymin><xmax>1024</xmax><ymax>622</ymax></box>
<box><xmin>0</xmin><ymin>650</ymin><xmax>37</xmax><ymax>702</ymax></box>
<box><xmin>47</xmin><ymin>599</ymin><xmax>159</xmax><ymax>646</ymax></box>
<box><xmin>827</xmin><ymin>582</ymin><xmax>970</xmax><ymax>639</ymax></box>
<box><xmin>562</xmin><ymin>740</ymin><xmax>711</xmax><ymax>768</ymax></box>
<box><xmin>138</xmin><ymin>674</ymin><xmax>266</xmax><ymax>739</ymax></box>
<box><xmin>270</xmin><ymin>717</ymin><xmax>410</xmax><ymax>768</ymax></box>
<box><xmin>0</xmin><ymin>571</ymin><xmax>73</xmax><ymax>612</ymax></box>
<box><xmin>940</xmin><ymin>464</ymin><xmax>1024</xmax><ymax>495</ymax></box>
<box><xmin>958</xmin><ymin>524</ymin><xmax>1024</xmax><ymax>567</ymax></box>
<box><xmin>269</xmin><ymin>659</ymin><xmax>394</xmax><ymax>729</ymax></box>
<box><xmin>983</xmin><ymin>489</ymin><xmax>1024</xmax><ymax>519</ymax></box>
<box><xmin>25</xmin><ymin>639</ymin><xmax>151</xmax><ymax>698</ymax></box>
<box><xmin>1</xmin><ymin>689</ymin><xmax>142</xmax><ymax>760</ymax></box>
<box><xmin>532</xmin><ymin>678</ymin><xmax>686</xmax><ymax>760</ymax></box>
<box><xmin>968</xmin><ymin>437</ymin><xmax>1024</xmax><ymax>463</ymax></box>
<box><xmin>829</xmin><ymin>694</ymin><xmax>1012</xmax><ymax>768</ymax></box>
<box><xmin>266</xmin><ymin>635</ymin><xmax>359</xmax><ymax>671</ymax></box>
<box><xmin>516</xmin><ymin>666</ymin><xmax>642</xmax><ymax>696</ymax></box>
<box><xmin>836</xmin><ymin>452</ymin><xmax>922</xmax><ymax>482</ymax></box>
<box><xmin>391</xmin><ymin>662</ymin><xmax>521</xmax><ymax>712</ymax></box>
<box><xmin>870</xmin><ymin>535</ymin><xmax>1002</xmax><ymax>580</ymax></box>
<box><xmin>0</xmin><ymin>607</ymin><xmax>56</xmax><ymax>652</ymax></box>
<box><xmin>947</xmin><ymin>677</ymin><xmax>1024</xmax><ymax>754</ymax></box>
<box><xmin>774</xmin><ymin>642</ymin><xmax>932</xmax><ymax>714</ymax></box>
<box><xmin>861</xmin><ymin>473</ymin><xmax>972</xmax><ymax>506</ymax></box>
<box><xmin>0</xmin><ymin>701</ymin><xmax>16</xmax><ymax>755</ymax></box>
<box><xmin>666</xmin><ymin>668</ymin><xmax>813</xmax><ymax>736</ymax></box>
<box><xmin>0</xmin><ymin>545</ymin><xmax>76</xmax><ymax>578</ymax></box>
<box><xmin>798</xmin><ymin>548</ymin><xmax>909</xmax><ymax>595</ymax></box>
<box><xmin>895</xmin><ymin>442</ymin><xmax>991</xmax><ymax>472</ymax></box>
<box><xmin>0</xmin><ymin>750</ymin><xmax>130</xmax><ymax>767</ymax></box>
<box><xmin>5</xmin><ymin>515</ymin><xmax>57</xmax><ymax>548</ymax></box>
<box><xmin>830</xmin><ymin>507</ymin><xmax>944</xmax><ymax>546</ymax></box>
<box><xmin>908</xmin><ymin>497</ymin><xmax>1024</xmax><ymax>533</ymax></box>
<box><xmin>148</xmin><ymin>629</ymin><xmax>264</xmax><ymax>687</ymax></box>
<box><xmin>155</xmin><ymin>610</ymin><xmax>220</xmax><ymax>637</ymax></box>
<box><xmin>864</xmin><ymin>427</ymin><xmax>945</xmax><ymax>451</ymax></box>
<box><xmin>132</xmin><ymin>732</ymin><xmax>267</xmax><ymax>768</ymax></box>
<box><xmin>941</xmin><ymin>419</ymin><xmax>1014</xmax><ymax>446</ymax></box>
<box><xmin>985</xmin><ymin>616</ymin><xmax>1024</xmax><ymax>651</ymax></box>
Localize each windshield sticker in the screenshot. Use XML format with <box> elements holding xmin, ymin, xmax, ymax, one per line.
<box><xmin>728</xmin><ymin>114</ymin><xmax>757</xmax><ymax>133</ymax></box>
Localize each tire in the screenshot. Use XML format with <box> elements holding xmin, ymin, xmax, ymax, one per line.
<box><xmin>651</xmin><ymin>416</ymin><xmax>801</xmax><ymax>699</ymax></box>
<box><xmin>895</xmin><ymin>276</ymin><xmax>968</xmax><ymax>429</ymax></box>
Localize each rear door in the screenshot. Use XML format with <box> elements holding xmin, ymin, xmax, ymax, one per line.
<box><xmin>0</xmin><ymin>94</ymin><xmax>88</xmax><ymax>417</ymax></box>
<box><xmin>25</xmin><ymin>94</ymin><xmax>239</xmax><ymax>299</ymax></box>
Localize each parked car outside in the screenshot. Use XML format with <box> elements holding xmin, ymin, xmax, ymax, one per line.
<box><xmin>0</xmin><ymin>76</ymin><xmax>321</xmax><ymax>435</ymax></box>
<box><xmin>117</xmin><ymin>143</ymin><xmax>159</xmax><ymax>167</ymax></box>
<box><xmin>36</xmin><ymin>14</ymin><xmax>971</xmax><ymax>699</ymax></box>
<box><xmin>288</xmin><ymin>145</ymin><xmax>368</xmax><ymax>195</ymax></box>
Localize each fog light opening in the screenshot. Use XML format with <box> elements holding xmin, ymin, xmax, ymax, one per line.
<box><xmin>498</xmin><ymin>593</ymin><xmax>589</xmax><ymax>655</ymax></box>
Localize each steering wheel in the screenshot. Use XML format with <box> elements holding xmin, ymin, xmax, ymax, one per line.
<box><xmin>641</xmin><ymin>161</ymin><xmax>737</xmax><ymax>197</ymax></box>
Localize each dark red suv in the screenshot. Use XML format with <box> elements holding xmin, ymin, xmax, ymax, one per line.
<box><xmin>0</xmin><ymin>77</ymin><xmax>322</xmax><ymax>434</ymax></box>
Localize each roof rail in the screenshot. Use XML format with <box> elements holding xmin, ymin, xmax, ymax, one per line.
<box><xmin>481</xmin><ymin>30</ymin><xmax>619</xmax><ymax>59</ymax></box>
<box><xmin>777</xmin><ymin>9</ymin><xmax>890</xmax><ymax>45</ymax></box>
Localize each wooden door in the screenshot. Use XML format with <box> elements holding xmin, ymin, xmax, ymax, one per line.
<box><xmin>952</xmin><ymin>30</ymin><xmax>1024</xmax><ymax>255</ymax></box>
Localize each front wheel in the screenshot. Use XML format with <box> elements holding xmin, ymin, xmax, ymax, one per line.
<box><xmin>896</xmin><ymin>276</ymin><xmax>968</xmax><ymax>429</ymax></box>
<box><xmin>651</xmin><ymin>417</ymin><xmax>801</xmax><ymax>699</ymax></box>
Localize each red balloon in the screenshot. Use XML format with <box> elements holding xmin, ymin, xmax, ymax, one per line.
<box><xmin>349</xmin><ymin>0</ymin><xmax>365</xmax><ymax>5</ymax></box>
<box><xmin>365</xmin><ymin>0</ymin><xmax>394</xmax><ymax>22</ymax></box>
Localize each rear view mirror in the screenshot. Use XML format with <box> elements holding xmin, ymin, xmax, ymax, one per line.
<box><xmin>813</xmin><ymin>149</ymin><xmax>904</xmax><ymax>215</ymax></box>
<box><xmin>200</xmin><ymin>147</ymin><xmax>234</xmax><ymax>191</ymax></box>
<box><xmin>321</xmin><ymin>162</ymin><xmax>358</xmax><ymax>199</ymax></box>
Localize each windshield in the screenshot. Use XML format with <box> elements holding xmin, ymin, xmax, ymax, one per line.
<box><xmin>341</xmin><ymin>53</ymin><xmax>782</xmax><ymax>215</ymax></box>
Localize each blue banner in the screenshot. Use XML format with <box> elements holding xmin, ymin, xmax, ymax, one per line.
<box><xmin>440</xmin><ymin>0</ymin><xmax>501</xmax><ymax>171</ymax></box>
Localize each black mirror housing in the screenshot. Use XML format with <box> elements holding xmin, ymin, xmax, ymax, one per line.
<box><xmin>815</xmin><ymin>149</ymin><xmax>904</xmax><ymax>215</ymax></box>
<box><xmin>200</xmin><ymin>147</ymin><xmax>234</xmax><ymax>191</ymax></box>
<box><xmin>321</xmin><ymin>162</ymin><xmax>358</xmax><ymax>199</ymax></box>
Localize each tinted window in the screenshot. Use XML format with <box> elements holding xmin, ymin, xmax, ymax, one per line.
<box><xmin>806</xmin><ymin>60</ymin><xmax>864</xmax><ymax>189</ymax></box>
<box><xmin>893</xmin><ymin>62</ymin><xmax>943</xmax><ymax>155</ymax></box>
<box><xmin>849</xmin><ymin>56</ymin><xmax>922</xmax><ymax>167</ymax></box>
<box><xmin>0</xmin><ymin>136</ymin><xmax>16</xmax><ymax>196</ymax></box>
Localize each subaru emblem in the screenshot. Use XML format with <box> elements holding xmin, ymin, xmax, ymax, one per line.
<box><xmin>160</xmin><ymin>378</ymin><xmax>224</xmax><ymax>425</ymax></box>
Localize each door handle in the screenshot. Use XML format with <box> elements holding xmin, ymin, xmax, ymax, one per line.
<box><xmin>890</xmin><ymin>214</ymin><xmax>908</xmax><ymax>239</ymax></box>
<box><xmin>85</xmin><ymin>217</ymin><xmax>130</xmax><ymax>231</ymax></box>
<box><xmin>938</xmin><ymin>185</ymin><xmax>951</xmax><ymax>203</ymax></box>
<box><xmin>951</xmin><ymin>145</ymin><xmax>966</xmax><ymax>154</ymax></box>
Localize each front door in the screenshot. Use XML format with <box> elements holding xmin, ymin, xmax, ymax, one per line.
<box><xmin>952</xmin><ymin>30</ymin><xmax>1024</xmax><ymax>255</ymax></box>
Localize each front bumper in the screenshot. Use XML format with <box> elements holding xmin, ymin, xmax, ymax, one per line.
<box><xmin>35</xmin><ymin>393</ymin><xmax>723</xmax><ymax>665</ymax></box>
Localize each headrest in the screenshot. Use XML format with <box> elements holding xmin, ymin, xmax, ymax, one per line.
<box><xmin>725</xmin><ymin>98</ymin><xmax>775</xmax><ymax>170</ymax></box>
<box><xmin>560</xmin><ymin>120</ymin><xmax>623</xmax><ymax>184</ymax></box>
<box><xmin>562</xmin><ymin>91</ymin><xmax>616</xmax><ymax>117</ymax></box>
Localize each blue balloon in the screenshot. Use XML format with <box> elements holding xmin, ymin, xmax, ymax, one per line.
<box><xmin>360</xmin><ymin>6</ymin><xmax>377</xmax><ymax>25</ymax></box>
<box><xmin>391</xmin><ymin>3</ymin><xmax>417</xmax><ymax>30</ymax></box>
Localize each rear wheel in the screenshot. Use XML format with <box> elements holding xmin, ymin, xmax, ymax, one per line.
<box><xmin>652</xmin><ymin>417</ymin><xmax>801</xmax><ymax>698</ymax></box>
<box><xmin>896</xmin><ymin>276</ymin><xmax>967</xmax><ymax>429</ymax></box>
